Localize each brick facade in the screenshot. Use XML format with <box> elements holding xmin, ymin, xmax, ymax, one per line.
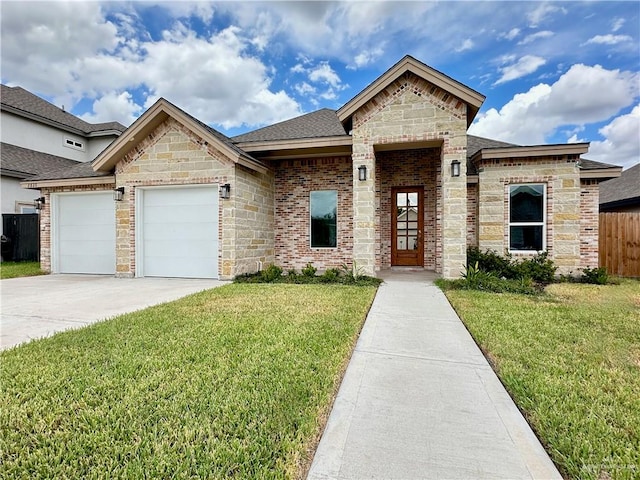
<box><xmin>466</xmin><ymin>183</ymin><xmax>478</xmax><ymax>247</ymax></box>
<box><xmin>350</xmin><ymin>72</ymin><xmax>468</xmax><ymax>277</ymax></box>
<box><xmin>580</xmin><ymin>179</ymin><xmax>600</xmax><ymax>269</ymax></box>
<box><xmin>273</xmin><ymin>156</ymin><xmax>353</xmax><ymax>271</ymax></box>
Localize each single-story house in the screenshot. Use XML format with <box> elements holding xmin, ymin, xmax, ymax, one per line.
<box><xmin>600</xmin><ymin>163</ymin><xmax>640</xmax><ymax>213</ymax></box>
<box><xmin>23</xmin><ymin>55</ymin><xmax>622</xmax><ymax>279</ymax></box>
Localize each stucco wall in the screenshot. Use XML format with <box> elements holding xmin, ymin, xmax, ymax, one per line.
<box><xmin>476</xmin><ymin>157</ymin><xmax>585</xmax><ymax>274</ymax></box>
<box><xmin>273</xmin><ymin>156</ymin><xmax>353</xmax><ymax>272</ymax></box>
<box><xmin>350</xmin><ymin>72</ymin><xmax>468</xmax><ymax>277</ymax></box>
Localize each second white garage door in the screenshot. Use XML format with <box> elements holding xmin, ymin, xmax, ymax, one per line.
<box><xmin>138</xmin><ymin>186</ymin><xmax>219</xmax><ymax>279</ymax></box>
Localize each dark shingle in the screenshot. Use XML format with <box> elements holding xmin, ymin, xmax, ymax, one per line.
<box><xmin>232</xmin><ymin>109</ymin><xmax>348</xmax><ymax>143</ymax></box>
<box><xmin>580</xmin><ymin>158</ymin><xmax>621</xmax><ymax>170</ymax></box>
<box><xmin>599</xmin><ymin>162</ymin><xmax>640</xmax><ymax>206</ymax></box>
<box><xmin>1</xmin><ymin>84</ymin><xmax>126</xmax><ymax>135</ymax></box>
<box><xmin>26</xmin><ymin>161</ymin><xmax>112</xmax><ymax>181</ymax></box>
<box><xmin>1</xmin><ymin>143</ymin><xmax>81</xmax><ymax>178</ymax></box>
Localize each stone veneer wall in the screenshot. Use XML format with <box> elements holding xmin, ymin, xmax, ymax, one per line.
<box><xmin>476</xmin><ymin>157</ymin><xmax>583</xmax><ymax>274</ymax></box>
<box><xmin>377</xmin><ymin>148</ymin><xmax>440</xmax><ymax>270</ymax></box>
<box><xmin>273</xmin><ymin>156</ymin><xmax>353</xmax><ymax>271</ymax></box>
<box><xmin>37</xmin><ymin>184</ymin><xmax>115</xmax><ymax>273</ymax></box>
<box><xmin>350</xmin><ymin>71</ymin><xmax>467</xmax><ymax>277</ymax></box>
<box><xmin>466</xmin><ymin>183</ymin><xmax>479</xmax><ymax>248</ymax></box>
<box><xmin>580</xmin><ymin>179</ymin><xmax>600</xmax><ymax>269</ymax></box>
<box><xmin>114</xmin><ymin>117</ymin><xmax>259</xmax><ymax>280</ymax></box>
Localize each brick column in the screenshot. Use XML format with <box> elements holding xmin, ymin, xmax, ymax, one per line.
<box><xmin>352</xmin><ymin>135</ymin><xmax>376</xmax><ymax>276</ymax></box>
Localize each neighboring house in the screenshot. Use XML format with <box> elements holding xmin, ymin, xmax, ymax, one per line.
<box><xmin>1</xmin><ymin>84</ymin><xmax>125</xmax><ymax>234</ymax></box>
<box><xmin>599</xmin><ymin>163</ymin><xmax>640</xmax><ymax>213</ymax></box>
<box><xmin>22</xmin><ymin>56</ymin><xmax>621</xmax><ymax>279</ymax></box>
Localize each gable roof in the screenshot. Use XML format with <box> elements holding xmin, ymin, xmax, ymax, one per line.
<box><xmin>92</xmin><ymin>98</ymin><xmax>267</xmax><ymax>174</ymax></box>
<box><xmin>337</xmin><ymin>55</ymin><xmax>485</xmax><ymax>127</ymax></box>
<box><xmin>232</xmin><ymin>109</ymin><xmax>348</xmax><ymax>143</ymax></box>
<box><xmin>1</xmin><ymin>142</ymin><xmax>81</xmax><ymax>179</ymax></box>
<box><xmin>599</xmin><ymin>162</ymin><xmax>640</xmax><ymax>207</ymax></box>
<box><xmin>1</xmin><ymin>84</ymin><xmax>126</xmax><ymax>137</ymax></box>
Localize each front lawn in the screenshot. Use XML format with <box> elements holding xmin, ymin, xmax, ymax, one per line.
<box><xmin>0</xmin><ymin>261</ymin><xmax>46</xmax><ymax>279</ymax></box>
<box><xmin>0</xmin><ymin>283</ymin><xmax>377</xmax><ymax>479</ymax></box>
<box><xmin>442</xmin><ymin>280</ymin><xmax>640</xmax><ymax>480</ymax></box>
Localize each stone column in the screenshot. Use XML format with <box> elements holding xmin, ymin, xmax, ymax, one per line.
<box><xmin>441</xmin><ymin>137</ymin><xmax>468</xmax><ymax>279</ymax></box>
<box><xmin>352</xmin><ymin>135</ymin><xmax>376</xmax><ymax>276</ymax></box>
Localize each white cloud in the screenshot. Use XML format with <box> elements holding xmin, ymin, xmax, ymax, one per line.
<box><xmin>294</xmin><ymin>82</ymin><xmax>316</xmax><ymax>96</ymax></box>
<box><xmin>585</xmin><ymin>34</ymin><xmax>633</xmax><ymax>45</ymax></box>
<box><xmin>494</xmin><ymin>55</ymin><xmax>546</xmax><ymax>85</ymax></box>
<box><xmin>500</xmin><ymin>28</ymin><xmax>520</xmax><ymax>41</ymax></box>
<box><xmin>470</xmin><ymin>64</ymin><xmax>640</xmax><ymax>148</ymax></box>
<box><xmin>518</xmin><ymin>30</ymin><xmax>554</xmax><ymax>45</ymax></box>
<box><xmin>611</xmin><ymin>18</ymin><xmax>625</xmax><ymax>32</ymax></box>
<box><xmin>588</xmin><ymin>105</ymin><xmax>640</xmax><ymax>170</ymax></box>
<box><xmin>308</xmin><ymin>62</ymin><xmax>342</xmax><ymax>88</ymax></box>
<box><xmin>527</xmin><ymin>3</ymin><xmax>566</xmax><ymax>28</ymax></box>
<box><xmin>456</xmin><ymin>39</ymin><xmax>474</xmax><ymax>52</ymax></box>
<box><xmin>352</xmin><ymin>48</ymin><xmax>384</xmax><ymax>68</ymax></box>
<box><xmin>79</xmin><ymin>91</ymin><xmax>142</xmax><ymax>127</ymax></box>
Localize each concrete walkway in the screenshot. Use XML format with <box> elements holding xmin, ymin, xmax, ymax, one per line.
<box><xmin>1</xmin><ymin>275</ymin><xmax>225</xmax><ymax>350</ymax></box>
<box><xmin>307</xmin><ymin>271</ymin><xmax>561</xmax><ymax>479</ymax></box>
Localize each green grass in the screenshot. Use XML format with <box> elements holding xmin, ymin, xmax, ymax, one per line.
<box><xmin>0</xmin><ymin>261</ymin><xmax>46</xmax><ymax>279</ymax></box>
<box><xmin>443</xmin><ymin>280</ymin><xmax>640</xmax><ymax>480</ymax></box>
<box><xmin>0</xmin><ymin>283</ymin><xmax>377</xmax><ymax>479</ymax></box>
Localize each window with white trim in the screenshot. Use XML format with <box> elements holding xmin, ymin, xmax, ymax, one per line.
<box><xmin>310</xmin><ymin>190</ymin><xmax>337</xmax><ymax>248</ymax></box>
<box><xmin>63</xmin><ymin>137</ymin><xmax>84</xmax><ymax>151</ymax></box>
<box><xmin>509</xmin><ymin>184</ymin><xmax>546</xmax><ymax>251</ymax></box>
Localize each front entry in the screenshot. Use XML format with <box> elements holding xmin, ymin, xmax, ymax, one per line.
<box><xmin>391</xmin><ymin>187</ymin><xmax>424</xmax><ymax>266</ymax></box>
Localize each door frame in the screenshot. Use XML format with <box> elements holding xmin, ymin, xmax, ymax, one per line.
<box><xmin>391</xmin><ymin>186</ymin><xmax>424</xmax><ymax>267</ymax></box>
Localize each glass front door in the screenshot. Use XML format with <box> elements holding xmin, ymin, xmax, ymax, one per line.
<box><xmin>391</xmin><ymin>187</ymin><xmax>424</xmax><ymax>266</ymax></box>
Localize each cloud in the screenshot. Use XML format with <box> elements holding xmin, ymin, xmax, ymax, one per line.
<box><xmin>352</xmin><ymin>48</ymin><xmax>384</xmax><ymax>68</ymax></box>
<box><xmin>585</xmin><ymin>34</ymin><xmax>633</xmax><ymax>45</ymax></box>
<box><xmin>470</xmin><ymin>64</ymin><xmax>640</xmax><ymax>147</ymax></box>
<box><xmin>494</xmin><ymin>55</ymin><xmax>546</xmax><ymax>85</ymax></box>
<box><xmin>455</xmin><ymin>39</ymin><xmax>474</xmax><ymax>52</ymax></box>
<box><xmin>518</xmin><ymin>30</ymin><xmax>554</xmax><ymax>45</ymax></box>
<box><xmin>308</xmin><ymin>62</ymin><xmax>342</xmax><ymax>88</ymax></box>
<box><xmin>611</xmin><ymin>18</ymin><xmax>625</xmax><ymax>32</ymax></box>
<box><xmin>79</xmin><ymin>91</ymin><xmax>142</xmax><ymax>126</ymax></box>
<box><xmin>527</xmin><ymin>3</ymin><xmax>566</xmax><ymax>28</ymax></box>
<box><xmin>499</xmin><ymin>28</ymin><xmax>520</xmax><ymax>41</ymax></box>
<box><xmin>588</xmin><ymin>105</ymin><xmax>640</xmax><ymax>170</ymax></box>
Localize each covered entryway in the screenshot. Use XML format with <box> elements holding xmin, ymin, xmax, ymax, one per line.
<box><xmin>392</xmin><ymin>187</ymin><xmax>424</xmax><ymax>266</ymax></box>
<box><xmin>136</xmin><ymin>186</ymin><xmax>219</xmax><ymax>279</ymax></box>
<box><xmin>54</xmin><ymin>192</ymin><xmax>116</xmax><ymax>274</ymax></box>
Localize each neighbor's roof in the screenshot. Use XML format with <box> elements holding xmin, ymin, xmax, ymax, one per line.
<box><xmin>0</xmin><ymin>143</ymin><xmax>81</xmax><ymax>179</ymax></box>
<box><xmin>1</xmin><ymin>84</ymin><xmax>126</xmax><ymax>136</ymax></box>
<box><xmin>232</xmin><ymin>109</ymin><xmax>349</xmax><ymax>143</ymax></box>
<box><xmin>599</xmin><ymin>162</ymin><xmax>640</xmax><ymax>207</ymax></box>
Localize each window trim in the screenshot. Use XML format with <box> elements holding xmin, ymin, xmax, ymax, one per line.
<box><xmin>309</xmin><ymin>190</ymin><xmax>338</xmax><ymax>249</ymax></box>
<box><xmin>508</xmin><ymin>183</ymin><xmax>547</xmax><ymax>253</ymax></box>
<box><xmin>16</xmin><ymin>201</ymin><xmax>37</xmax><ymax>214</ymax></box>
<box><xmin>63</xmin><ymin>136</ymin><xmax>85</xmax><ymax>151</ymax></box>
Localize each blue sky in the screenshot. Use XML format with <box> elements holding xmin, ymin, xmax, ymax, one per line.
<box><xmin>1</xmin><ymin>1</ymin><xmax>639</xmax><ymax>168</ymax></box>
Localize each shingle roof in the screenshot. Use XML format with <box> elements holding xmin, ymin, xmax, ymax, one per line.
<box><xmin>466</xmin><ymin>135</ymin><xmax>515</xmax><ymax>158</ymax></box>
<box><xmin>1</xmin><ymin>84</ymin><xmax>126</xmax><ymax>135</ymax></box>
<box><xmin>599</xmin><ymin>162</ymin><xmax>640</xmax><ymax>206</ymax></box>
<box><xmin>580</xmin><ymin>158</ymin><xmax>620</xmax><ymax>170</ymax></box>
<box><xmin>25</xmin><ymin>160</ymin><xmax>112</xmax><ymax>181</ymax></box>
<box><xmin>232</xmin><ymin>108</ymin><xmax>348</xmax><ymax>143</ymax></box>
<box><xmin>0</xmin><ymin>143</ymin><xmax>81</xmax><ymax>178</ymax></box>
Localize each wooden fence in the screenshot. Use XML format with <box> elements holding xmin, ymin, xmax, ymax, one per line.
<box><xmin>599</xmin><ymin>212</ymin><xmax>640</xmax><ymax>277</ymax></box>
<box><xmin>2</xmin><ymin>214</ymin><xmax>40</xmax><ymax>262</ymax></box>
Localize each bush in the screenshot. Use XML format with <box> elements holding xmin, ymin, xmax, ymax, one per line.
<box><xmin>467</xmin><ymin>247</ymin><xmax>515</xmax><ymax>278</ymax></box>
<box><xmin>580</xmin><ymin>266</ymin><xmax>609</xmax><ymax>285</ymax></box>
<box><xmin>260</xmin><ymin>264</ymin><xmax>283</xmax><ymax>282</ymax></box>
<box><xmin>467</xmin><ymin>248</ymin><xmax>556</xmax><ymax>284</ymax></box>
<box><xmin>320</xmin><ymin>268</ymin><xmax>341</xmax><ymax>283</ymax></box>
<box><xmin>301</xmin><ymin>263</ymin><xmax>317</xmax><ymax>277</ymax></box>
<box><xmin>514</xmin><ymin>251</ymin><xmax>557</xmax><ymax>284</ymax></box>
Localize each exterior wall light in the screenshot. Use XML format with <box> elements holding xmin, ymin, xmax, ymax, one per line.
<box><xmin>113</xmin><ymin>186</ymin><xmax>125</xmax><ymax>201</ymax></box>
<box><xmin>451</xmin><ymin>160</ymin><xmax>461</xmax><ymax>177</ymax></box>
<box><xmin>358</xmin><ymin>165</ymin><xmax>367</xmax><ymax>181</ymax></box>
<box><xmin>34</xmin><ymin>197</ymin><xmax>46</xmax><ymax>210</ymax></box>
<box><xmin>220</xmin><ymin>183</ymin><xmax>231</xmax><ymax>199</ymax></box>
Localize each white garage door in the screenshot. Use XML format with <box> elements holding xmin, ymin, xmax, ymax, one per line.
<box><xmin>139</xmin><ymin>186</ymin><xmax>219</xmax><ymax>279</ymax></box>
<box><xmin>56</xmin><ymin>192</ymin><xmax>116</xmax><ymax>274</ymax></box>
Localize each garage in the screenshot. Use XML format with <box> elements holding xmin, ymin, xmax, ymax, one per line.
<box><xmin>137</xmin><ymin>186</ymin><xmax>219</xmax><ymax>279</ymax></box>
<box><xmin>54</xmin><ymin>192</ymin><xmax>116</xmax><ymax>274</ymax></box>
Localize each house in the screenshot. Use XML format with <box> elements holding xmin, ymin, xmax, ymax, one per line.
<box><xmin>22</xmin><ymin>56</ymin><xmax>622</xmax><ymax>279</ymax></box>
<box><xmin>599</xmin><ymin>163</ymin><xmax>640</xmax><ymax>213</ymax></box>
<box><xmin>1</xmin><ymin>84</ymin><xmax>125</xmax><ymax>232</ymax></box>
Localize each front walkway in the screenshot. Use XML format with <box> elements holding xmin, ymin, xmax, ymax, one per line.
<box><xmin>307</xmin><ymin>271</ymin><xmax>561</xmax><ymax>479</ymax></box>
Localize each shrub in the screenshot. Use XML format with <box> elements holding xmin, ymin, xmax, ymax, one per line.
<box><xmin>467</xmin><ymin>247</ymin><xmax>515</xmax><ymax>278</ymax></box>
<box><xmin>514</xmin><ymin>251</ymin><xmax>557</xmax><ymax>284</ymax></box>
<box><xmin>301</xmin><ymin>263</ymin><xmax>317</xmax><ymax>277</ymax></box>
<box><xmin>467</xmin><ymin>247</ymin><xmax>557</xmax><ymax>284</ymax></box>
<box><xmin>581</xmin><ymin>266</ymin><xmax>609</xmax><ymax>285</ymax></box>
<box><xmin>320</xmin><ymin>268</ymin><xmax>341</xmax><ymax>283</ymax></box>
<box><xmin>260</xmin><ymin>264</ymin><xmax>283</xmax><ymax>282</ymax></box>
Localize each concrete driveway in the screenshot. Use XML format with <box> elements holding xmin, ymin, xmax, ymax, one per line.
<box><xmin>1</xmin><ymin>275</ymin><xmax>226</xmax><ymax>350</ymax></box>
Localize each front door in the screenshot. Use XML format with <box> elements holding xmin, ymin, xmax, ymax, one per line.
<box><xmin>391</xmin><ymin>187</ymin><xmax>424</xmax><ymax>266</ymax></box>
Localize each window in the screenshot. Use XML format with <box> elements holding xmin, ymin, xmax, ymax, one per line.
<box><xmin>16</xmin><ymin>202</ymin><xmax>37</xmax><ymax>214</ymax></box>
<box><xmin>509</xmin><ymin>184</ymin><xmax>545</xmax><ymax>251</ymax></box>
<box><xmin>310</xmin><ymin>190</ymin><xmax>337</xmax><ymax>248</ymax></box>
